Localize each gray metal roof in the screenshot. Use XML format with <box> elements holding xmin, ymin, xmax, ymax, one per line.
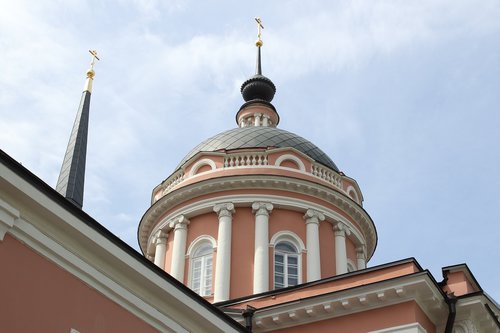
<box><xmin>176</xmin><ymin>126</ymin><xmax>339</xmax><ymax>171</ymax></box>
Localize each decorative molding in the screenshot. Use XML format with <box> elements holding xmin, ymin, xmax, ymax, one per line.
<box><xmin>252</xmin><ymin>202</ymin><xmax>274</xmax><ymax>216</ymax></box>
<box><xmin>303</xmin><ymin>209</ymin><xmax>325</xmax><ymax>225</ymax></box>
<box><xmin>334</xmin><ymin>222</ymin><xmax>351</xmax><ymax>237</ymax></box>
<box><xmin>275</xmin><ymin>154</ymin><xmax>306</xmax><ymax>171</ymax></box>
<box><xmin>169</xmin><ymin>215</ymin><xmax>190</xmax><ymax>230</ymax></box>
<box><xmin>188</xmin><ymin>158</ymin><xmax>217</xmax><ymax>176</ymax></box>
<box><xmin>213</xmin><ymin>202</ymin><xmax>235</xmax><ymax>218</ymax></box>
<box><xmin>270</xmin><ymin>230</ymin><xmax>306</xmax><ymax>252</ymax></box>
<box><xmin>347</xmin><ymin>259</ymin><xmax>357</xmax><ymax>272</ymax></box>
<box><xmin>453</xmin><ymin>319</ymin><xmax>480</xmax><ymax>333</ymax></box>
<box><xmin>186</xmin><ymin>235</ymin><xmax>217</xmax><ymax>257</ymax></box>
<box><xmin>154</xmin><ymin>230</ymin><xmax>168</xmax><ymax>246</ymax></box>
<box><xmin>227</xmin><ymin>275</ymin><xmax>446</xmax><ymax>332</ymax></box>
<box><xmin>0</xmin><ymin>198</ymin><xmax>20</xmax><ymax>241</ymax></box>
<box><xmin>141</xmin><ymin>188</ymin><xmax>375</xmax><ymax>261</ymax></box>
<box><xmin>368</xmin><ymin>322</ymin><xmax>427</xmax><ymax>333</ymax></box>
<box><xmin>346</xmin><ymin>185</ymin><xmax>359</xmax><ymax>204</ymax></box>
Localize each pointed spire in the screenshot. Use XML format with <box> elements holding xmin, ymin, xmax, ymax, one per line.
<box><xmin>56</xmin><ymin>50</ymin><xmax>99</xmax><ymax>208</ymax></box>
<box><xmin>236</xmin><ymin>18</ymin><xmax>280</xmax><ymax>128</ymax></box>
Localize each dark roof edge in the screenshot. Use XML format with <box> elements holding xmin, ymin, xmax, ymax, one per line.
<box><xmin>216</xmin><ymin>257</ymin><xmax>424</xmax><ymax>307</ymax></box>
<box><xmin>0</xmin><ymin>149</ymin><xmax>247</xmax><ymax>332</ymax></box>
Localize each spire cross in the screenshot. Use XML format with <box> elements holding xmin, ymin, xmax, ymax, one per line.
<box><xmin>88</xmin><ymin>50</ymin><xmax>100</xmax><ymax>69</ymax></box>
<box><xmin>255</xmin><ymin>17</ymin><xmax>264</xmax><ymax>46</ymax></box>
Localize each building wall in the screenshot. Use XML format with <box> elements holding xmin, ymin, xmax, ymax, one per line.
<box><xmin>0</xmin><ymin>234</ymin><xmax>159</xmax><ymax>333</ymax></box>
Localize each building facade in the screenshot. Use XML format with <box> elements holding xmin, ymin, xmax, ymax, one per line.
<box><xmin>1</xmin><ymin>26</ymin><xmax>499</xmax><ymax>333</ymax></box>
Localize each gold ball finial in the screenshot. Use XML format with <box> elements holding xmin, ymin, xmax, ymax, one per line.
<box><xmin>256</xmin><ymin>39</ymin><xmax>263</xmax><ymax>47</ymax></box>
<box><xmin>86</xmin><ymin>68</ymin><xmax>95</xmax><ymax>79</ymax></box>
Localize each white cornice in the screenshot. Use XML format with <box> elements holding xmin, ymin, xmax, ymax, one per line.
<box><xmin>0</xmin><ymin>197</ymin><xmax>20</xmax><ymax>241</ymax></box>
<box><xmin>224</xmin><ymin>274</ymin><xmax>447</xmax><ymax>333</ymax></box>
<box><xmin>139</xmin><ymin>176</ymin><xmax>377</xmax><ymax>259</ymax></box>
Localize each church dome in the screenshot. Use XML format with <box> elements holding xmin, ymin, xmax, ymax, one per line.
<box><xmin>176</xmin><ymin>126</ymin><xmax>339</xmax><ymax>171</ymax></box>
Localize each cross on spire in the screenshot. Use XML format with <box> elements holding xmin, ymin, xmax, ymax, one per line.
<box><xmin>255</xmin><ymin>17</ymin><xmax>264</xmax><ymax>47</ymax></box>
<box><xmin>88</xmin><ymin>50</ymin><xmax>100</xmax><ymax>69</ymax></box>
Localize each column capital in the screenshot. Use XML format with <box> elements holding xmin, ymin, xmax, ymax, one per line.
<box><xmin>252</xmin><ymin>202</ymin><xmax>273</xmax><ymax>216</ymax></box>
<box><xmin>303</xmin><ymin>209</ymin><xmax>325</xmax><ymax>225</ymax></box>
<box><xmin>356</xmin><ymin>246</ymin><xmax>366</xmax><ymax>259</ymax></box>
<box><xmin>334</xmin><ymin>222</ymin><xmax>351</xmax><ymax>237</ymax></box>
<box><xmin>169</xmin><ymin>215</ymin><xmax>190</xmax><ymax>230</ymax></box>
<box><xmin>213</xmin><ymin>202</ymin><xmax>235</xmax><ymax>218</ymax></box>
<box><xmin>154</xmin><ymin>229</ymin><xmax>168</xmax><ymax>245</ymax></box>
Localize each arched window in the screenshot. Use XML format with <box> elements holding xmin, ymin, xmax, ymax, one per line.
<box><xmin>190</xmin><ymin>244</ymin><xmax>213</xmax><ymax>296</ymax></box>
<box><xmin>274</xmin><ymin>241</ymin><xmax>300</xmax><ymax>289</ymax></box>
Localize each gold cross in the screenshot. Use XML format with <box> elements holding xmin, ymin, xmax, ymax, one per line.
<box><xmin>88</xmin><ymin>50</ymin><xmax>100</xmax><ymax>69</ymax></box>
<box><xmin>255</xmin><ymin>17</ymin><xmax>264</xmax><ymax>45</ymax></box>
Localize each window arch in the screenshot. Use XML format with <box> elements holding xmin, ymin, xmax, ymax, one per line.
<box><xmin>187</xmin><ymin>236</ymin><xmax>216</xmax><ymax>297</ymax></box>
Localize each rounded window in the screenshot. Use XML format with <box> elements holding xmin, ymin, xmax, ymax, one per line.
<box><xmin>274</xmin><ymin>241</ymin><xmax>300</xmax><ymax>289</ymax></box>
<box><xmin>190</xmin><ymin>244</ymin><xmax>213</xmax><ymax>296</ymax></box>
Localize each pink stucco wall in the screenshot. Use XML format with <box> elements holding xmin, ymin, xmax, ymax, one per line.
<box><xmin>0</xmin><ymin>234</ymin><xmax>159</xmax><ymax>333</ymax></box>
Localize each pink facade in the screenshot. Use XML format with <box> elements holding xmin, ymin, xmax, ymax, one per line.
<box><xmin>0</xmin><ymin>235</ymin><xmax>159</xmax><ymax>333</ymax></box>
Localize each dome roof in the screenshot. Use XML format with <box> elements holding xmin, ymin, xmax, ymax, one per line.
<box><xmin>176</xmin><ymin>126</ymin><xmax>339</xmax><ymax>171</ymax></box>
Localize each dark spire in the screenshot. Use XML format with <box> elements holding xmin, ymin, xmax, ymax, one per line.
<box><xmin>256</xmin><ymin>44</ymin><xmax>262</xmax><ymax>75</ymax></box>
<box><xmin>56</xmin><ymin>50</ymin><xmax>99</xmax><ymax>208</ymax></box>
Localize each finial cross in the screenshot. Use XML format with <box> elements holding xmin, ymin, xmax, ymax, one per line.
<box><xmin>88</xmin><ymin>50</ymin><xmax>100</xmax><ymax>69</ymax></box>
<box><xmin>255</xmin><ymin>17</ymin><xmax>264</xmax><ymax>42</ymax></box>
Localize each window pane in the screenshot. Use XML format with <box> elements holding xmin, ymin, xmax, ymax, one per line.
<box><xmin>288</xmin><ymin>256</ymin><xmax>298</xmax><ymax>265</ymax></box>
<box><xmin>288</xmin><ymin>277</ymin><xmax>298</xmax><ymax>286</ymax></box>
<box><xmin>194</xmin><ymin>244</ymin><xmax>212</xmax><ymax>257</ymax></box>
<box><xmin>275</xmin><ymin>241</ymin><xmax>297</xmax><ymax>253</ymax></box>
<box><xmin>275</xmin><ymin>262</ymin><xmax>284</xmax><ymax>274</ymax></box>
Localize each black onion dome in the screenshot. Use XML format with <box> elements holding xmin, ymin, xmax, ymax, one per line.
<box><xmin>176</xmin><ymin>126</ymin><xmax>339</xmax><ymax>171</ymax></box>
<box><xmin>241</xmin><ymin>74</ymin><xmax>276</xmax><ymax>102</ymax></box>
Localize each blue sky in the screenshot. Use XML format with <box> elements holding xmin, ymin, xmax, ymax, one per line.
<box><xmin>1</xmin><ymin>0</ymin><xmax>499</xmax><ymax>301</ymax></box>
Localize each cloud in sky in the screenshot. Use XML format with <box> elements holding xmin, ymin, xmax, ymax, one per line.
<box><xmin>1</xmin><ymin>0</ymin><xmax>499</xmax><ymax>300</ymax></box>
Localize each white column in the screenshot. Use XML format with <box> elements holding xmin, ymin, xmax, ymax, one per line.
<box><xmin>262</xmin><ymin>115</ymin><xmax>269</xmax><ymax>127</ymax></box>
<box><xmin>213</xmin><ymin>202</ymin><xmax>235</xmax><ymax>302</ymax></box>
<box><xmin>169</xmin><ymin>215</ymin><xmax>190</xmax><ymax>282</ymax></box>
<box><xmin>252</xmin><ymin>201</ymin><xmax>273</xmax><ymax>294</ymax></box>
<box><xmin>254</xmin><ymin>113</ymin><xmax>262</xmax><ymax>126</ymax></box>
<box><xmin>334</xmin><ymin>222</ymin><xmax>350</xmax><ymax>275</ymax></box>
<box><xmin>356</xmin><ymin>246</ymin><xmax>366</xmax><ymax>269</ymax></box>
<box><xmin>304</xmin><ymin>209</ymin><xmax>325</xmax><ymax>282</ymax></box>
<box><xmin>153</xmin><ymin>230</ymin><xmax>168</xmax><ymax>269</ymax></box>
